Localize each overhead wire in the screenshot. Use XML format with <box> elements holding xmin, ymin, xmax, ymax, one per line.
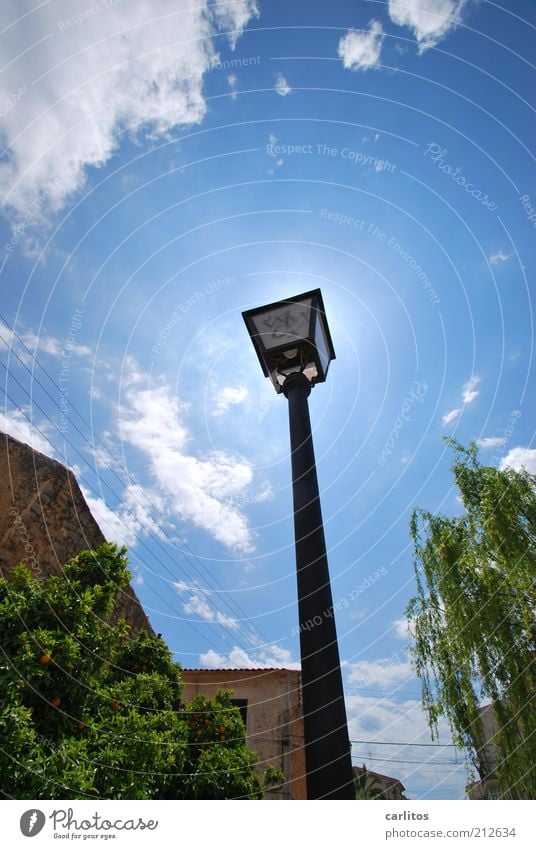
<box><xmin>0</xmin><ymin>376</ymin><xmax>242</xmax><ymax>657</ymax></box>
<box><xmin>0</xmin><ymin>313</ymin><xmax>275</xmax><ymax>653</ymax></box>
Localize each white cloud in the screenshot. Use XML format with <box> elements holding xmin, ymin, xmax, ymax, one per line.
<box><xmin>462</xmin><ymin>375</ymin><xmax>480</xmax><ymax>404</ymax></box>
<box><xmin>121</xmin><ymin>483</ymin><xmax>169</xmax><ymax>540</ymax></box>
<box><xmin>442</xmin><ymin>408</ymin><xmax>460</xmax><ymax>426</ymax></box>
<box><xmin>212</xmin><ymin>0</ymin><xmax>259</xmax><ymax>50</ymax></box>
<box><xmin>392</xmin><ymin>617</ymin><xmax>414</xmax><ymax>639</ymax></box>
<box><xmin>442</xmin><ymin>375</ymin><xmax>479</xmax><ymax>426</ymax></box>
<box><xmin>227</xmin><ymin>73</ymin><xmax>238</xmax><ymax>99</ymax></box>
<box><xmin>173</xmin><ymin>581</ymin><xmax>238</xmax><ymax>630</ymax></box>
<box><xmin>275</xmin><ymin>73</ymin><xmax>291</xmax><ymax>96</ymax></box>
<box><xmin>80</xmin><ymin>482</ymin><xmax>167</xmax><ymax>549</ymax></box>
<box><xmin>476</xmin><ymin>436</ymin><xmax>506</xmax><ymax>450</ymax></box>
<box><xmin>499</xmin><ymin>447</ymin><xmax>536</xmax><ymax>474</ymax></box>
<box><xmin>0</xmin><ymin>1</ymin><xmax>257</xmax><ymax>223</ymax></box>
<box><xmin>346</xmin><ymin>693</ymin><xmax>467</xmax><ymax>799</ymax></box>
<box><xmin>388</xmin><ymin>0</ymin><xmax>469</xmax><ymax>52</ymax></box>
<box><xmin>0</xmin><ymin>324</ymin><xmax>91</xmax><ymax>362</ymax></box>
<box><xmin>267</xmin><ymin>132</ymin><xmax>284</xmax><ymax>172</ymax></box>
<box><xmin>21</xmin><ymin>331</ymin><xmax>92</xmax><ymax>359</ymax></box>
<box><xmin>346</xmin><ymin>657</ymin><xmax>414</xmax><ymax>688</ymax></box>
<box><xmin>199</xmin><ymin>643</ymin><xmax>299</xmax><ymax>669</ymax></box>
<box><xmin>213</xmin><ymin>385</ymin><xmax>249</xmax><ymax>416</ymax></box>
<box><xmin>489</xmin><ymin>250</ymin><xmax>510</xmax><ymax>265</ymax></box>
<box><xmin>81</xmin><ymin>488</ymin><xmax>138</xmax><ymax>549</ymax></box>
<box><xmin>0</xmin><ymin>408</ymin><xmax>53</xmax><ymax>455</ymax></box>
<box><xmin>118</xmin><ymin>362</ymin><xmax>255</xmax><ymax>552</ymax></box>
<box><xmin>338</xmin><ymin>20</ymin><xmax>385</xmax><ymax>71</ymax></box>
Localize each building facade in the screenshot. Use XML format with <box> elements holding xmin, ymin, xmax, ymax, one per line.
<box><xmin>353</xmin><ymin>765</ymin><xmax>407</xmax><ymax>800</ymax></box>
<box><xmin>181</xmin><ymin>667</ymin><xmax>307</xmax><ymax>799</ymax></box>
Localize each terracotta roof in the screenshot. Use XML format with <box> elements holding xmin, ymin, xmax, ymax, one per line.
<box><xmin>182</xmin><ymin>667</ymin><xmax>294</xmax><ymax>672</ymax></box>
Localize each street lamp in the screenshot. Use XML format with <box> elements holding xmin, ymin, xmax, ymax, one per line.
<box><xmin>243</xmin><ymin>289</ymin><xmax>355</xmax><ymax>800</ymax></box>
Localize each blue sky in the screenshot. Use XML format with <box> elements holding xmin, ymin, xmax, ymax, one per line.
<box><xmin>1</xmin><ymin>0</ymin><xmax>534</xmax><ymax>800</ymax></box>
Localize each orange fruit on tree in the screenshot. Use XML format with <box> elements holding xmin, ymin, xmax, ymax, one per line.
<box><xmin>204</xmin><ymin>718</ymin><xmax>210</xmax><ymax>727</ymax></box>
<box><xmin>111</xmin><ymin>699</ymin><xmax>120</xmax><ymax>711</ymax></box>
<box><xmin>219</xmin><ymin>734</ymin><xmax>225</xmax><ymax>741</ymax></box>
<box><xmin>39</xmin><ymin>654</ymin><xmax>51</xmax><ymax>665</ymax></box>
<box><xmin>51</xmin><ymin>697</ymin><xmax>61</xmax><ymax>708</ymax></box>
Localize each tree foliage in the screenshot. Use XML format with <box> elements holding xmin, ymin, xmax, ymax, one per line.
<box><xmin>407</xmin><ymin>441</ymin><xmax>536</xmax><ymax>798</ymax></box>
<box><xmin>0</xmin><ymin>543</ymin><xmax>262</xmax><ymax>799</ymax></box>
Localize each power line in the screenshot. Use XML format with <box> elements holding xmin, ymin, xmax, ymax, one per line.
<box><xmin>0</xmin><ymin>383</ymin><xmax>234</xmax><ymax>656</ymax></box>
<box><xmin>0</xmin><ymin>314</ymin><xmax>275</xmax><ymax>652</ymax></box>
<box><xmin>351</xmin><ymin>739</ymin><xmax>459</xmax><ymax>747</ymax></box>
<box><xmin>353</xmin><ymin>756</ymin><xmax>464</xmax><ymax>766</ymax></box>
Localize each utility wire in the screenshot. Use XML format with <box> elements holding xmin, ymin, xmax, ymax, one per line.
<box><xmin>0</xmin><ymin>315</ymin><xmax>274</xmax><ymax>651</ymax></box>
<box><xmin>351</xmin><ymin>739</ymin><xmax>459</xmax><ymax>747</ymax></box>
<box><xmin>0</xmin><ymin>380</ymin><xmax>237</xmax><ymax>656</ymax></box>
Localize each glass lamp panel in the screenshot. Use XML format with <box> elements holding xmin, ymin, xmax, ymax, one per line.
<box><xmin>313</xmin><ymin>313</ymin><xmax>332</xmax><ymax>377</ymax></box>
<box><xmin>249</xmin><ymin>297</ymin><xmax>313</xmax><ymax>352</ymax></box>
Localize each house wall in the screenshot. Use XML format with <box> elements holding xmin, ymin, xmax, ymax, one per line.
<box><xmin>181</xmin><ymin>668</ymin><xmax>307</xmax><ymax>799</ymax></box>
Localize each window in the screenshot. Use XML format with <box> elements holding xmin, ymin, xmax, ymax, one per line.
<box><xmin>230</xmin><ymin>698</ymin><xmax>248</xmax><ymax>731</ymax></box>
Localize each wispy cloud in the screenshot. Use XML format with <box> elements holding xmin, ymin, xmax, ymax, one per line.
<box><xmin>275</xmin><ymin>73</ymin><xmax>292</xmax><ymax>96</ymax></box>
<box><xmin>213</xmin><ymin>385</ymin><xmax>249</xmax><ymax>416</ymax></box>
<box><xmin>392</xmin><ymin>617</ymin><xmax>414</xmax><ymax>639</ymax></box>
<box><xmin>442</xmin><ymin>408</ymin><xmax>461</xmax><ymax>426</ymax></box>
<box><xmin>174</xmin><ymin>580</ymin><xmax>238</xmax><ymax>630</ymax></box>
<box><xmin>338</xmin><ymin>20</ymin><xmax>385</xmax><ymax>71</ymax></box>
<box><xmin>489</xmin><ymin>250</ymin><xmax>510</xmax><ymax>265</ymax></box>
<box><xmin>200</xmin><ymin>644</ymin><xmax>299</xmax><ymax>669</ymax></box>
<box><xmin>462</xmin><ymin>375</ymin><xmax>480</xmax><ymax>404</ymax></box>
<box><xmin>227</xmin><ymin>73</ymin><xmax>238</xmax><ymax>99</ymax></box>
<box><xmin>0</xmin><ymin>325</ymin><xmax>91</xmax><ymax>362</ymax></box>
<box><xmin>174</xmin><ymin>582</ymin><xmax>239</xmax><ymax>630</ymax></box>
<box><xmin>118</xmin><ymin>360</ymin><xmax>255</xmax><ymax>552</ymax></box>
<box><xmin>267</xmin><ymin>132</ymin><xmax>284</xmax><ymax>172</ymax></box>
<box><xmin>388</xmin><ymin>0</ymin><xmax>470</xmax><ymax>52</ymax></box>
<box><xmin>345</xmin><ymin>657</ymin><xmax>414</xmax><ymax>688</ymax></box>
<box><xmin>442</xmin><ymin>375</ymin><xmax>480</xmax><ymax>426</ymax></box>
<box><xmin>0</xmin><ymin>409</ymin><xmax>53</xmax><ymax>455</ymax></box>
<box><xmin>81</xmin><ymin>483</ymin><xmax>168</xmax><ymax>549</ymax></box>
<box><xmin>477</xmin><ymin>436</ymin><xmax>506</xmax><ymax>450</ymax></box>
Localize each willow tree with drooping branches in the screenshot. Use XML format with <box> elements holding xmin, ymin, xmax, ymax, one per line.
<box><xmin>407</xmin><ymin>441</ymin><xmax>536</xmax><ymax>799</ymax></box>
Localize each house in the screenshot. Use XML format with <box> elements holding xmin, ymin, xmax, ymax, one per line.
<box><xmin>465</xmin><ymin>702</ymin><xmax>532</xmax><ymax>800</ymax></box>
<box><xmin>181</xmin><ymin>667</ymin><xmax>307</xmax><ymax>799</ymax></box>
<box><xmin>353</xmin><ymin>765</ymin><xmax>407</xmax><ymax>800</ymax></box>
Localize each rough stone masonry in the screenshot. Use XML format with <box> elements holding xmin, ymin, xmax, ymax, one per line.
<box><xmin>0</xmin><ymin>431</ymin><xmax>153</xmax><ymax>635</ymax></box>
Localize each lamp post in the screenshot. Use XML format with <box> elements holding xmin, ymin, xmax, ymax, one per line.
<box><xmin>242</xmin><ymin>289</ymin><xmax>354</xmax><ymax>800</ymax></box>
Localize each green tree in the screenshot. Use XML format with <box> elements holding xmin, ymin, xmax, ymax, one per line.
<box><xmin>407</xmin><ymin>441</ymin><xmax>536</xmax><ymax>799</ymax></box>
<box><xmin>0</xmin><ymin>543</ymin><xmax>262</xmax><ymax>800</ymax></box>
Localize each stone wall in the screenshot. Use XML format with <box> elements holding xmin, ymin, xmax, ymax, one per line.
<box><xmin>0</xmin><ymin>431</ymin><xmax>153</xmax><ymax>636</ymax></box>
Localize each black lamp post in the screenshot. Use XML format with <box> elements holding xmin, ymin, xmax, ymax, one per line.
<box><xmin>242</xmin><ymin>289</ymin><xmax>355</xmax><ymax>800</ymax></box>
